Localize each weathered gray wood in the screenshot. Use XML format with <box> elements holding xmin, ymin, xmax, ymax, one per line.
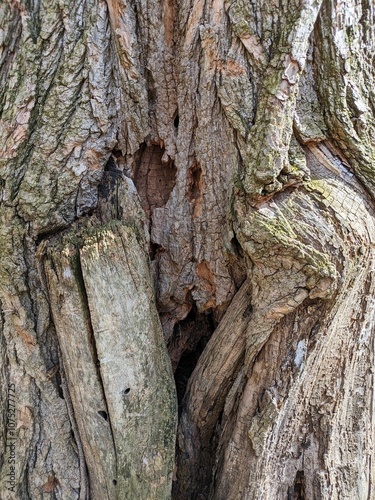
<box><xmin>79</xmin><ymin>224</ymin><xmax>177</xmax><ymax>499</ymax></box>
<box><xmin>44</xmin><ymin>222</ymin><xmax>177</xmax><ymax>499</ymax></box>
<box><xmin>45</xmin><ymin>245</ymin><xmax>117</xmax><ymax>500</ymax></box>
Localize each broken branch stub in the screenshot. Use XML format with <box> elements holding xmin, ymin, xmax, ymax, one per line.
<box><xmin>45</xmin><ymin>223</ymin><xmax>177</xmax><ymax>500</ymax></box>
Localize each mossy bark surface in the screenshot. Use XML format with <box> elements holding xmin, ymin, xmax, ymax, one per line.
<box><xmin>1</xmin><ymin>0</ymin><xmax>375</xmax><ymax>498</ymax></box>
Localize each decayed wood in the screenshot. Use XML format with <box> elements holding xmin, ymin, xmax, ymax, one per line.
<box><xmin>44</xmin><ymin>222</ymin><xmax>177</xmax><ymax>499</ymax></box>
<box><xmin>45</xmin><ymin>245</ymin><xmax>117</xmax><ymax>500</ymax></box>
<box><xmin>79</xmin><ymin>225</ymin><xmax>177</xmax><ymax>499</ymax></box>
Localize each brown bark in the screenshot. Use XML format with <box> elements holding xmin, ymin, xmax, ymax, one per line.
<box><xmin>1</xmin><ymin>0</ymin><xmax>375</xmax><ymax>499</ymax></box>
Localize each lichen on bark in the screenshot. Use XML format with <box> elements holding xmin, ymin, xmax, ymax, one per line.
<box><xmin>1</xmin><ymin>0</ymin><xmax>375</xmax><ymax>498</ymax></box>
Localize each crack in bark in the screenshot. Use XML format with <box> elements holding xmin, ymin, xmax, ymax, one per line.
<box><xmin>58</xmin><ymin>354</ymin><xmax>89</xmax><ymax>500</ymax></box>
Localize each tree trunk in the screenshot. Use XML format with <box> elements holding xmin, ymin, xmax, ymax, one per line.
<box><xmin>1</xmin><ymin>0</ymin><xmax>374</xmax><ymax>498</ymax></box>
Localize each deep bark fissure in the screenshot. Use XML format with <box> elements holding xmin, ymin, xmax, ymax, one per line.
<box><xmin>172</xmin><ymin>307</ymin><xmax>216</xmax><ymax>404</ymax></box>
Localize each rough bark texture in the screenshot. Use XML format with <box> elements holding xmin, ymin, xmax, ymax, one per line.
<box><xmin>0</xmin><ymin>0</ymin><xmax>375</xmax><ymax>499</ymax></box>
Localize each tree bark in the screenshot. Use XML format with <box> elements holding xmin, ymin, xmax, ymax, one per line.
<box><xmin>1</xmin><ymin>0</ymin><xmax>375</xmax><ymax>499</ymax></box>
